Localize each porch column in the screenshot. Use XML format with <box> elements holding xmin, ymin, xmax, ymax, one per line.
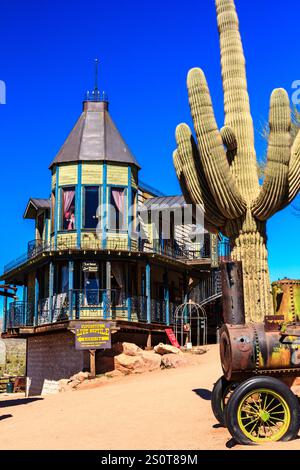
<box><xmin>3</xmin><ymin>292</ymin><xmax>8</xmax><ymax>332</ymax></box>
<box><xmin>104</xmin><ymin>261</ymin><xmax>111</xmax><ymax>319</ymax></box>
<box><xmin>127</xmin><ymin>264</ymin><xmax>131</xmax><ymax>321</ymax></box>
<box><xmin>146</xmin><ymin>262</ymin><xmax>151</xmax><ymax>324</ymax></box>
<box><xmin>54</xmin><ymin>166</ymin><xmax>60</xmax><ymax>250</ymax></box>
<box><xmin>68</xmin><ymin>260</ymin><xmax>74</xmax><ymax>320</ymax></box>
<box><xmin>183</xmin><ymin>274</ymin><xmax>189</xmax><ymax>323</ymax></box>
<box><xmin>76</xmin><ymin>162</ymin><xmax>82</xmax><ymax>249</ymax></box>
<box><xmin>34</xmin><ymin>273</ymin><xmax>39</xmax><ymax>326</ymax></box>
<box><xmin>22</xmin><ymin>283</ymin><xmax>27</xmax><ymax>325</ymax></box>
<box><xmin>127</xmin><ymin>166</ymin><xmax>132</xmax><ymax>250</ymax></box>
<box><xmin>164</xmin><ymin>271</ymin><xmax>170</xmax><ymax>326</ymax></box>
<box><xmin>49</xmin><ymin>262</ymin><xmax>54</xmax><ymax>322</ymax></box>
<box><xmin>102</xmin><ymin>163</ymin><xmax>108</xmax><ymax>249</ymax></box>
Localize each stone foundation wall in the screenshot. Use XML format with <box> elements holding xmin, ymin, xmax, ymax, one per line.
<box><xmin>27</xmin><ymin>331</ymin><xmax>88</xmax><ymax>396</ymax></box>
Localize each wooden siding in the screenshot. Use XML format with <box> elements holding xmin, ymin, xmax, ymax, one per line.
<box><xmin>56</xmin><ymin>232</ymin><xmax>77</xmax><ymax>248</ymax></box>
<box><xmin>81</xmin><ymin>231</ymin><xmax>102</xmax><ymax>249</ymax></box>
<box><xmin>51</xmin><ymin>171</ymin><xmax>56</xmax><ymax>190</ymax></box>
<box><xmin>131</xmin><ymin>167</ymin><xmax>138</xmax><ymax>189</ymax></box>
<box><xmin>58</xmin><ymin>164</ymin><xmax>78</xmax><ymax>186</ymax></box>
<box><xmin>107</xmin><ymin>164</ymin><xmax>128</xmax><ymax>186</ymax></box>
<box><xmin>82</xmin><ymin>163</ymin><xmax>103</xmax><ymax>185</ymax></box>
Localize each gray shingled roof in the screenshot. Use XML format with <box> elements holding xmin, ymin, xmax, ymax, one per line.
<box><xmin>49</xmin><ymin>101</ymin><xmax>140</xmax><ymax>169</ymax></box>
<box><xmin>140</xmin><ymin>195</ymin><xmax>187</xmax><ymax>211</ymax></box>
<box><xmin>24</xmin><ymin>198</ymin><xmax>51</xmax><ymax>219</ymax></box>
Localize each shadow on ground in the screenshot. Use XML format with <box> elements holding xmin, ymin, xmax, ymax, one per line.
<box><xmin>192</xmin><ymin>389</ymin><xmax>212</xmax><ymax>400</ymax></box>
<box><xmin>0</xmin><ymin>414</ymin><xmax>12</xmax><ymax>421</ymax></box>
<box><xmin>0</xmin><ymin>398</ymin><xmax>43</xmax><ymax>408</ymax></box>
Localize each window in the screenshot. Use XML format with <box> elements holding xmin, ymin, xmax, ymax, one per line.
<box><xmin>62</xmin><ymin>187</ymin><xmax>76</xmax><ymax>230</ymax></box>
<box><xmin>109</xmin><ymin>187</ymin><xmax>126</xmax><ymax>231</ymax></box>
<box><xmin>84</xmin><ymin>186</ymin><xmax>100</xmax><ymax>229</ymax></box>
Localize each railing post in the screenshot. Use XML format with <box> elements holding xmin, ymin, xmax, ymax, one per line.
<box><xmin>164</xmin><ymin>271</ymin><xmax>170</xmax><ymax>326</ymax></box>
<box><xmin>146</xmin><ymin>262</ymin><xmax>151</xmax><ymax>324</ymax></box>
<box><xmin>68</xmin><ymin>260</ymin><xmax>74</xmax><ymax>320</ymax></box>
<box><xmin>34</xmin><ymin>273</ymin><xmax>39</xmax><ymax>327</ymax></box>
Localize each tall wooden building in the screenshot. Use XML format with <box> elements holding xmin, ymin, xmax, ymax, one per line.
<box><xmin>1</xmin><ymin>91</ymin><xmax>224</xmax><ymax>394</ymax></box>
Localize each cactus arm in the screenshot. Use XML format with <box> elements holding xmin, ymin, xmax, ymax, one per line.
<box><xmin>252</xmin><ymin>89</ymin><xmax>291</xmax><ymax>220</ymax></box>
<box><xmin>216</xmin><ymin>0</ymin><xmax>259</xmax><ymax>200</ymax></box>
<box><xmin>173</xmin><ymin>150</ymin><xmax>219</xmax><ymax>235</ymax></box>
<box><xmin>221</xmin><ymin>126</ymin><xmax>237</xmax><ymax>166</ymax></box>
<box><xmin>187</xmin><ymin>67</ymin><xmax>246</xmax><ymax>219</ymax></box>
<box><xmin>174</xmin><ymin>123</ymin><xmax>226</xmax><ymax>229</ymax></box>
<box><xmin>288</xmin><ymin>130</ymin><xmax>300</xmax><ymax>204</ymax></box>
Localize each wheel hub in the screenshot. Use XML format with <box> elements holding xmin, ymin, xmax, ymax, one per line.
<box><xmin>259</xmin><ymin>410</ymin><xmax>270</xmax><ymax>423</ymax></box>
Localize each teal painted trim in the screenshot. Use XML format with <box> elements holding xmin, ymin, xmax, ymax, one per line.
<box><xmin>164</xmin><ymin>271</ymin><xmax>170</xmax><ymax>326</ymax></box>
<box><xmin>68</xmin><ymin>260</ymin><xmax>74</xmax><ymax>320</ymax></box>
<box><xmin>76</xmin><ymin>163</ymin><xmax>82</xmax><ymax>248</ymax></box>
<box><xmin>22</xmin><ymin>284</ymin><xmax>27</xmax><ymax>325</ymax></box>
<box><xmin>49</xmin><ymin>262</ymin><xmax>54</xmax><ymax>322</ymax></box>
<box><xmin>146</xmin><ymin>262</ymin><xmax>151</xmax><ymax>324</ymax></box>
<box><xmin>102</xmin><ymin>163</ymin><xmax>107</xmax><ymax>248</ymax></box>
<box><xmin>34</xmin><ymin>274</ymin><xmax>39</xmax><ymax>327</ymax></box>
<box><xmin>128</xmin><ymin>166</ymin><xmax>132</xmax><ymax>250</ymax></box>
<box><xmin>54</xmin><ymin>166</ymin><xmax>60</xmax><ymax>249</ymax></box>
<box><xmin>44</xmin><ymin>217</ymin><xmax>49</xmax><ymax>243</ymax></box>
<box><xmin>3</xmin><ymin>296</ymin><xmax>8</xmax><ymax>332</ymax></box>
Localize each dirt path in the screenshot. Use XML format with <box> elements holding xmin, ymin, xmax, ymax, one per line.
<box><xmin>0</xmin><ymin>345</ymin><xmax>299</xmax><ymax>450</ymax></box>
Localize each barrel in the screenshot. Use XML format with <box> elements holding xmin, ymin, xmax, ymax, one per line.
<box><xmin>6</xmin><ymin>381</ymin><xmax>14</xmax><ymax>394</ymax></box>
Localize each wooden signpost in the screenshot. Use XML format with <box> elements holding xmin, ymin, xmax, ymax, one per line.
<box><xmin>75</xmin><ymin>322</ymin><xmax>112</xmax><ymax>378</ymax></box>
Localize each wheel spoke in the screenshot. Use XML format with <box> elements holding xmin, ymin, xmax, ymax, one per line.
<box><xmin>267</xmin><ymin>403</ymin><xmax>283</xmax><ymax>413</ymax></box>
<box><xmin>265</xmin><ymin>397</ymin><xmax>275</xmax><ymax>411</ymax></box>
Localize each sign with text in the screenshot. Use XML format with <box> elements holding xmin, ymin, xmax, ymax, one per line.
<box><xmin>82</xmin><ymin>262</ymin><xmax>99</xmax><ymax>273</ymax></box>
<box><xmin>165</xmin><ymin>328</ymin><xmax>180</xmax><ymax>349</ymax></box>
<box><xmin>75</xmin><ymin>322</ymin><xmax>111</xmax><ymax>350</ymax></box>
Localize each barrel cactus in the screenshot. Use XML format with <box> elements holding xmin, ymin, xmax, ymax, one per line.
<box><xmin>173</xmin><ymin>0</ymin><xmax>300</xmax><ymax>322</ymax></box>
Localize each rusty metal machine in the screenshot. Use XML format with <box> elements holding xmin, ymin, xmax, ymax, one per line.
<box><xmin>212</xmin><ymin>264</ymin><xmax>300</xmax><ymax>445</ymax></box>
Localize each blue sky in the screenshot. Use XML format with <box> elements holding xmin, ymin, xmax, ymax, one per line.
<box><xmin>0</xmin><ymin>0</ymin><xmax>299</xmax><ymax>290</ymax></box>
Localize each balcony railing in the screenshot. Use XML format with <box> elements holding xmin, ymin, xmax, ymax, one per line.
<box><xmin>5</xmin><ymin>290</ymin><xmax>181</xmax><ymax>331</ymax></box>
<box><xmin>3</xmin><ymin>235</ymin><xmax>228</xmax><ymax>274</ymax></box>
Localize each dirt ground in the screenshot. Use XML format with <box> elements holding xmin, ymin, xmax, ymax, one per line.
<box><xmin>0</xmin><ymin>344</ymin><xmax>300</xmax><ymax>451</ymax></box>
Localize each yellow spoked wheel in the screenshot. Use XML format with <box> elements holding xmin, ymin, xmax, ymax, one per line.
<box><xmin>225</xmin><ymin>377</ymin><xmax>300</xmax><ymax>445</ymax></box>
<box><xmin>237</xmin><ymin>389</ymin><xmax>290</xmax><ymax>443</ymax></box>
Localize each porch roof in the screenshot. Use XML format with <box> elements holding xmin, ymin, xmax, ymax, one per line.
<box><xmin>24</xmin><ymin>198</ymin><xmax>51</xmax><ymax>219</ymax></box>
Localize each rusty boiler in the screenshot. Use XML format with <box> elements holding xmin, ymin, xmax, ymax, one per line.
<box><xmin>219</xmin><ymin>264</ymin><xmax>300</xmax><ymax>381</ymax></box>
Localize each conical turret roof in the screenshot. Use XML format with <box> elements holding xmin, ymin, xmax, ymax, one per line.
<box><xmin>49</xmin><ymin>100</ymin><xmax>140</xmax><ymax>169</ymax></box>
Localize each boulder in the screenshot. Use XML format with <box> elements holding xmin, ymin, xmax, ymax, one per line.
<box><xmin>161</xmin><ymin>353</ymin><xmax>188</xmax><ymax>369</ymax></box>
<box><xmin>122</xmin><ymin>342</ymin><xmax>143</xmax><ymax>356</ymax></box>
<box><xmin>140</xmin><ymin>351</ymin><xmax>162</xmax><ymax>372</ymax></box>
<box><xmin>114</xmin><ymin>353</ymin><xmax>145</xmax><ymax>375</ymax></box>
<box><xmin>154</xmin><ymin>343</ymin><xmax>182</xmax><ymax>356</ymax></box>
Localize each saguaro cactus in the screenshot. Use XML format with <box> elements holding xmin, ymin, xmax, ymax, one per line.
<box><xmin>173</xmin><ymin>0</ymin><xmax>300</xmax><ymax>322</ymax></box>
